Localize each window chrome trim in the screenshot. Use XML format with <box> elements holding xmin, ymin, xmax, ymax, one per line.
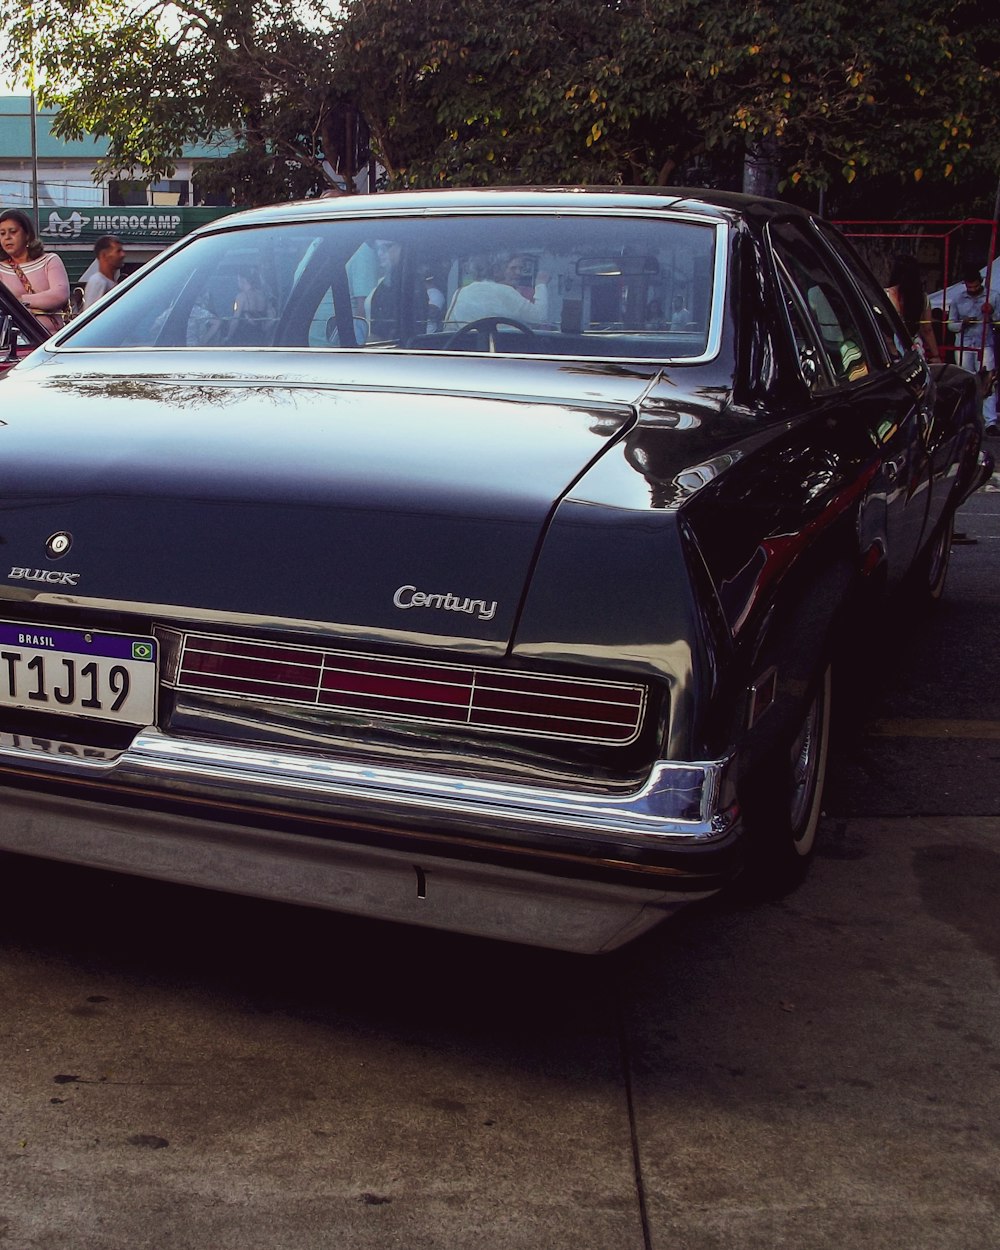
<box><xmin>164</xmin><ymin>626</ymin><xmax>648</xmax><ymax>748</ymax></box>
<box><xmin>49</xmin><ymin>211</ymin><xmax>729</xmax><ymax>367</ymax></box>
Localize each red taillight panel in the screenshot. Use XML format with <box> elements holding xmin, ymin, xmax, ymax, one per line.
<box><xmin>170</xmin><ymin>632</ymin><xmax>646</xmax><ymax>746</ymax></box>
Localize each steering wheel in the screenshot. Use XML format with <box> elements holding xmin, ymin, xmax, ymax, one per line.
<box><xmin>443</xmin><ymin>317</ymin><xmax>535</xmax><ymax>352</ymax></box>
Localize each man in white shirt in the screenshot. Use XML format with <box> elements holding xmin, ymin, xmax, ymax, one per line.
<box><xmin>445</xmin><ymin>253</ymin><xmax>550</xmax><ymax>329</ymax></box>
<box><xmin>82</xmin><ymin>236</ymin><xmax>125</xmax><ymax>310</ymax></box>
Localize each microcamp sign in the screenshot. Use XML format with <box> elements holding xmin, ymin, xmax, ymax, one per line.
<box><xmin>38</xmin><ymin>206</ymin><xmax>239</xmax><ymax>248</ymax></box>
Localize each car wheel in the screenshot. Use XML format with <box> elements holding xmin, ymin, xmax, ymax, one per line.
<box><xmin>923</xmin><ymin>512</ymin><xmax>955</xmax><ymax>602</ymax></box>
<box><xmin>740</xmin><ymin>663</ymin><xmax>832</xmax><ymax>893</ymax></box>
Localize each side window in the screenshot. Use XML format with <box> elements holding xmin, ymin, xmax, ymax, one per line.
<box><xmin>814</xmin><ymin>221</ymin><xmax>909</xmax><ymax>362</ymax></box>
<box><xmin>769</xmin><ymin>220</ymin><xmax>874</xmax><ymax>386</ymax></box>
<box><xmin>775</xmin><ymin>262</ymin><xmax>834</xmax><ymax>393</ymax></box>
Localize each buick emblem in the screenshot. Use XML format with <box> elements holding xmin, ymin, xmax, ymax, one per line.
<box><xmin>46</xmin><ymin>531</ymin><xmax>72</xmax><ymax>558</ymax></box>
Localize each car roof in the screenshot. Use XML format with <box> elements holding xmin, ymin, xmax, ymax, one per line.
<box><xmin>204</xmin><ymin>186</ymin><xmax>813</xmax><ymax>233</ymax></box>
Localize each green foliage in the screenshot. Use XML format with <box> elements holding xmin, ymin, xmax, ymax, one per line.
<box><xmin>336</xmin><ymin>0</ymin><xmax>698</xmax><ymax>187</ymax></box>
<box><xmin>0</xmin><ymin>0</ymin><xmax>360</xmax><ymax>203</ymax></box>
<box><xmin>339</xmin><ymin>0</ymin><xmax>1000</xmax><ymax>202</ymax></box>
<box><xmin>1</xmin><ymin>0</ymin><xmax>997</xmax><ymax>211</ymax></box>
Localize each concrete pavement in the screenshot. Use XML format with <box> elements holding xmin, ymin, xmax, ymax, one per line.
<box><xmin>0</xmin><ymin>490</ymin><xmax>998</xmax><ymax>1249</ymax></box>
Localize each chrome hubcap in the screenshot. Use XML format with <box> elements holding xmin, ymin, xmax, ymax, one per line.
<box><xmin>789</xmin><ymin>693</ymin><xmax>821</xmax><ymax>839</ymax></box>
<box><xmin>927</xmin><ymin>519</ymin><xmax>952</xmax><ymax>595</ymax></box>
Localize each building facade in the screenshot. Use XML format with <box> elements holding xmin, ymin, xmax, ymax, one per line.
<box><xmin>0</xmin><ymin>95</ymin><xmax>242</xmax><ymax>281</ymax></box>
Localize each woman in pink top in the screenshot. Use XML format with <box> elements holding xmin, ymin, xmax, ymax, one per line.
<box><xmin>0</xmin><ymin>209</ymin><xmax>70</xmax><ymax>334</ymax></box>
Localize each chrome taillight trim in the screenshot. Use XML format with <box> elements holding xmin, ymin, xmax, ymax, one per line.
<box><xmin>166</xmin><ymin>629</ymin><xmax>647</xmax><ymax>747</ymax></box>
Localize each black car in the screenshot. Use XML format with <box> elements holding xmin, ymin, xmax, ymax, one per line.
<box><xmin>0</xmin><ymin>278</ymin><xmax>50</xmax><ymax>375</ymax></box>
<box><xmin>0</xmin><ymin>188</ymin><xmax>990</xmax><ymax>951</ymax></box>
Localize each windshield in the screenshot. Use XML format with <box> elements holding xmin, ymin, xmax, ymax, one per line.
<box><xmin>62</xmin><ymin>212</ymin><xmax>721</xmax><ymax>361</ymax></box>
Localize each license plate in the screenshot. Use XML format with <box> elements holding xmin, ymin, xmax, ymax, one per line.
<box><xmin>0</xmin><ymin>621</ymin><xmax>157</xmax><ymax>726</ymax></box>
<box><xmin>0</xmin><ymin>729</ymin><xmax>119</xmax><ymax>764</ymax></box>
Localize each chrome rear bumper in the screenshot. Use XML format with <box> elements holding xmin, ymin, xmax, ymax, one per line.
<box><xmin>0</xmin><ymin>730</ymin><xmax>740</xmax><ymax>952</ymax></box>
<box><xmin>0</xmin><ymin>728</ymin><xmax>738</xmax><ymax>847</ymax></box>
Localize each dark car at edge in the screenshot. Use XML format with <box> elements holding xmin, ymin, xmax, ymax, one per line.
<box><xmin>0</xmin><ymin>279</ymin><xmax>49</xmax><ymax>376</ymax></box>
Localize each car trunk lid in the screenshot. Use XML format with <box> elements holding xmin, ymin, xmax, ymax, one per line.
<box><xmin>0</xmin><ymin>359</ymin><xmax>640</xmax><ymax>653</ymax></box>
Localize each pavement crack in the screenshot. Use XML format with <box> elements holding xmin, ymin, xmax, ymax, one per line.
<box><xmin>616</xmin><ymin>991</ymin><xmax>653</xmax><ymax>1250</ymax></box>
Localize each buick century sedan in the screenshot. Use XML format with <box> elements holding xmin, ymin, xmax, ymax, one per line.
<box><xmin>0</xmin><ymin>188</ymin><xmax>990</xmax><ymax>951</ymax></box>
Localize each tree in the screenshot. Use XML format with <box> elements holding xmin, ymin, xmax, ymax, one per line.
<box><xmin>2</xmin><ymin>0</ymin><xmax>998</xmax><ymax>214</ymax></box>
<box><xmin>0</xmin><ymin>0</ymin><xmax>366</xmax><ymax>204</ymax></box>
<box><xmin>339</xmin><ymin>0</ymin><xmax>1000</xmax><ymax>209</ymax></box>
<box><xmin>335</xmin><ymin>0</ymin><xmax>705</xmax><ymax>188</ymax></box>
<box><xmin>681</xmin><ymin>0</ymin><xmax>1000</xmax><ymax>205</ymax></box>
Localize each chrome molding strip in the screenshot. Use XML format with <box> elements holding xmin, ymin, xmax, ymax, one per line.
<box><xmin>49</xmin><ymin>341</ymin><xmax>718</xmax><ymax>368</ymax></box>
<box><xmin>50</xmin><ymin>210</ymin><xmax>728</xmax><ymax>367</ymax></box>
<box><xmin>0</xmin><ymin>728</ymin><xmax>737</xmax><ymax>849</ymax></box>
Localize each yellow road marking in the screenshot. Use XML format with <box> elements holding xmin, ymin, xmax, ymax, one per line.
<box><xmin>867</xmin><ymin>718</ymin><xmax>1000</xmax><ymax>740</ymax></box>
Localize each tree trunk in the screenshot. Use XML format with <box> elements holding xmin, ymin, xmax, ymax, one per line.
<box><xmin>742</xmin><ymin>136</ymin><xmax>780</xmax><ymax>199</ymax></box>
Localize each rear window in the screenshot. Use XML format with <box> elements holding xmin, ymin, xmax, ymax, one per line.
<box><xmin>61</xmin><ymin>213</ymin><xmax>722</xmax><ymax>362</ymax></box>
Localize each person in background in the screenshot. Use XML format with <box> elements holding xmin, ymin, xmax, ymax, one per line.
<box><xmin>644</xmin><ymin>299</ymin><xmax>668</xmax><ymax>329</ymax></box>
<box><xmin>231</xmin><ymin>267</ymin><xmax>273</xmax><ymax>320</ymax></box>
<box><xmin>0</xmin><ymin>208</ymin><xmax>70</xmax><ymax>333</ymax></box>
<box><xmin>365</xmin><ymin>239</ymin><xmax>404</xmax><ymax>340</ymax></box>
<box><xmin>424</xmin><ymin>275</ymin><xmax>445</xmax><ymax>333</ymax></box>
<box><xmin>670</xmin><ymin>294</ymin><xmax>692</xmax><ymax>329</ymax></box>
<box><xmin>82</xmin><ymin>235</ymin><xmax>125</xmax><ymax>310</ymax></box>
<box><xmin>226</xmin><ymin>266</ymin><xmax>276</xmax><ymax>343</ymax></box>
<box><xmin>948</xmin><ymin>263</ymin><xmax>998</xmax><ymax>435</ymax></box>
<box><xmin>885</xmin><ymin>253</ymin><xmax>941</xmax><ymax>363</ymax></box>
<box><xmin>930</xmin><ymin>306</ymin><xmax>948</xmax><ymax>357</ymax></box>
<box><xmin>502</xmin><ymin>254</ymin><xmax>536</xmax><ymax>300</ymax></box>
